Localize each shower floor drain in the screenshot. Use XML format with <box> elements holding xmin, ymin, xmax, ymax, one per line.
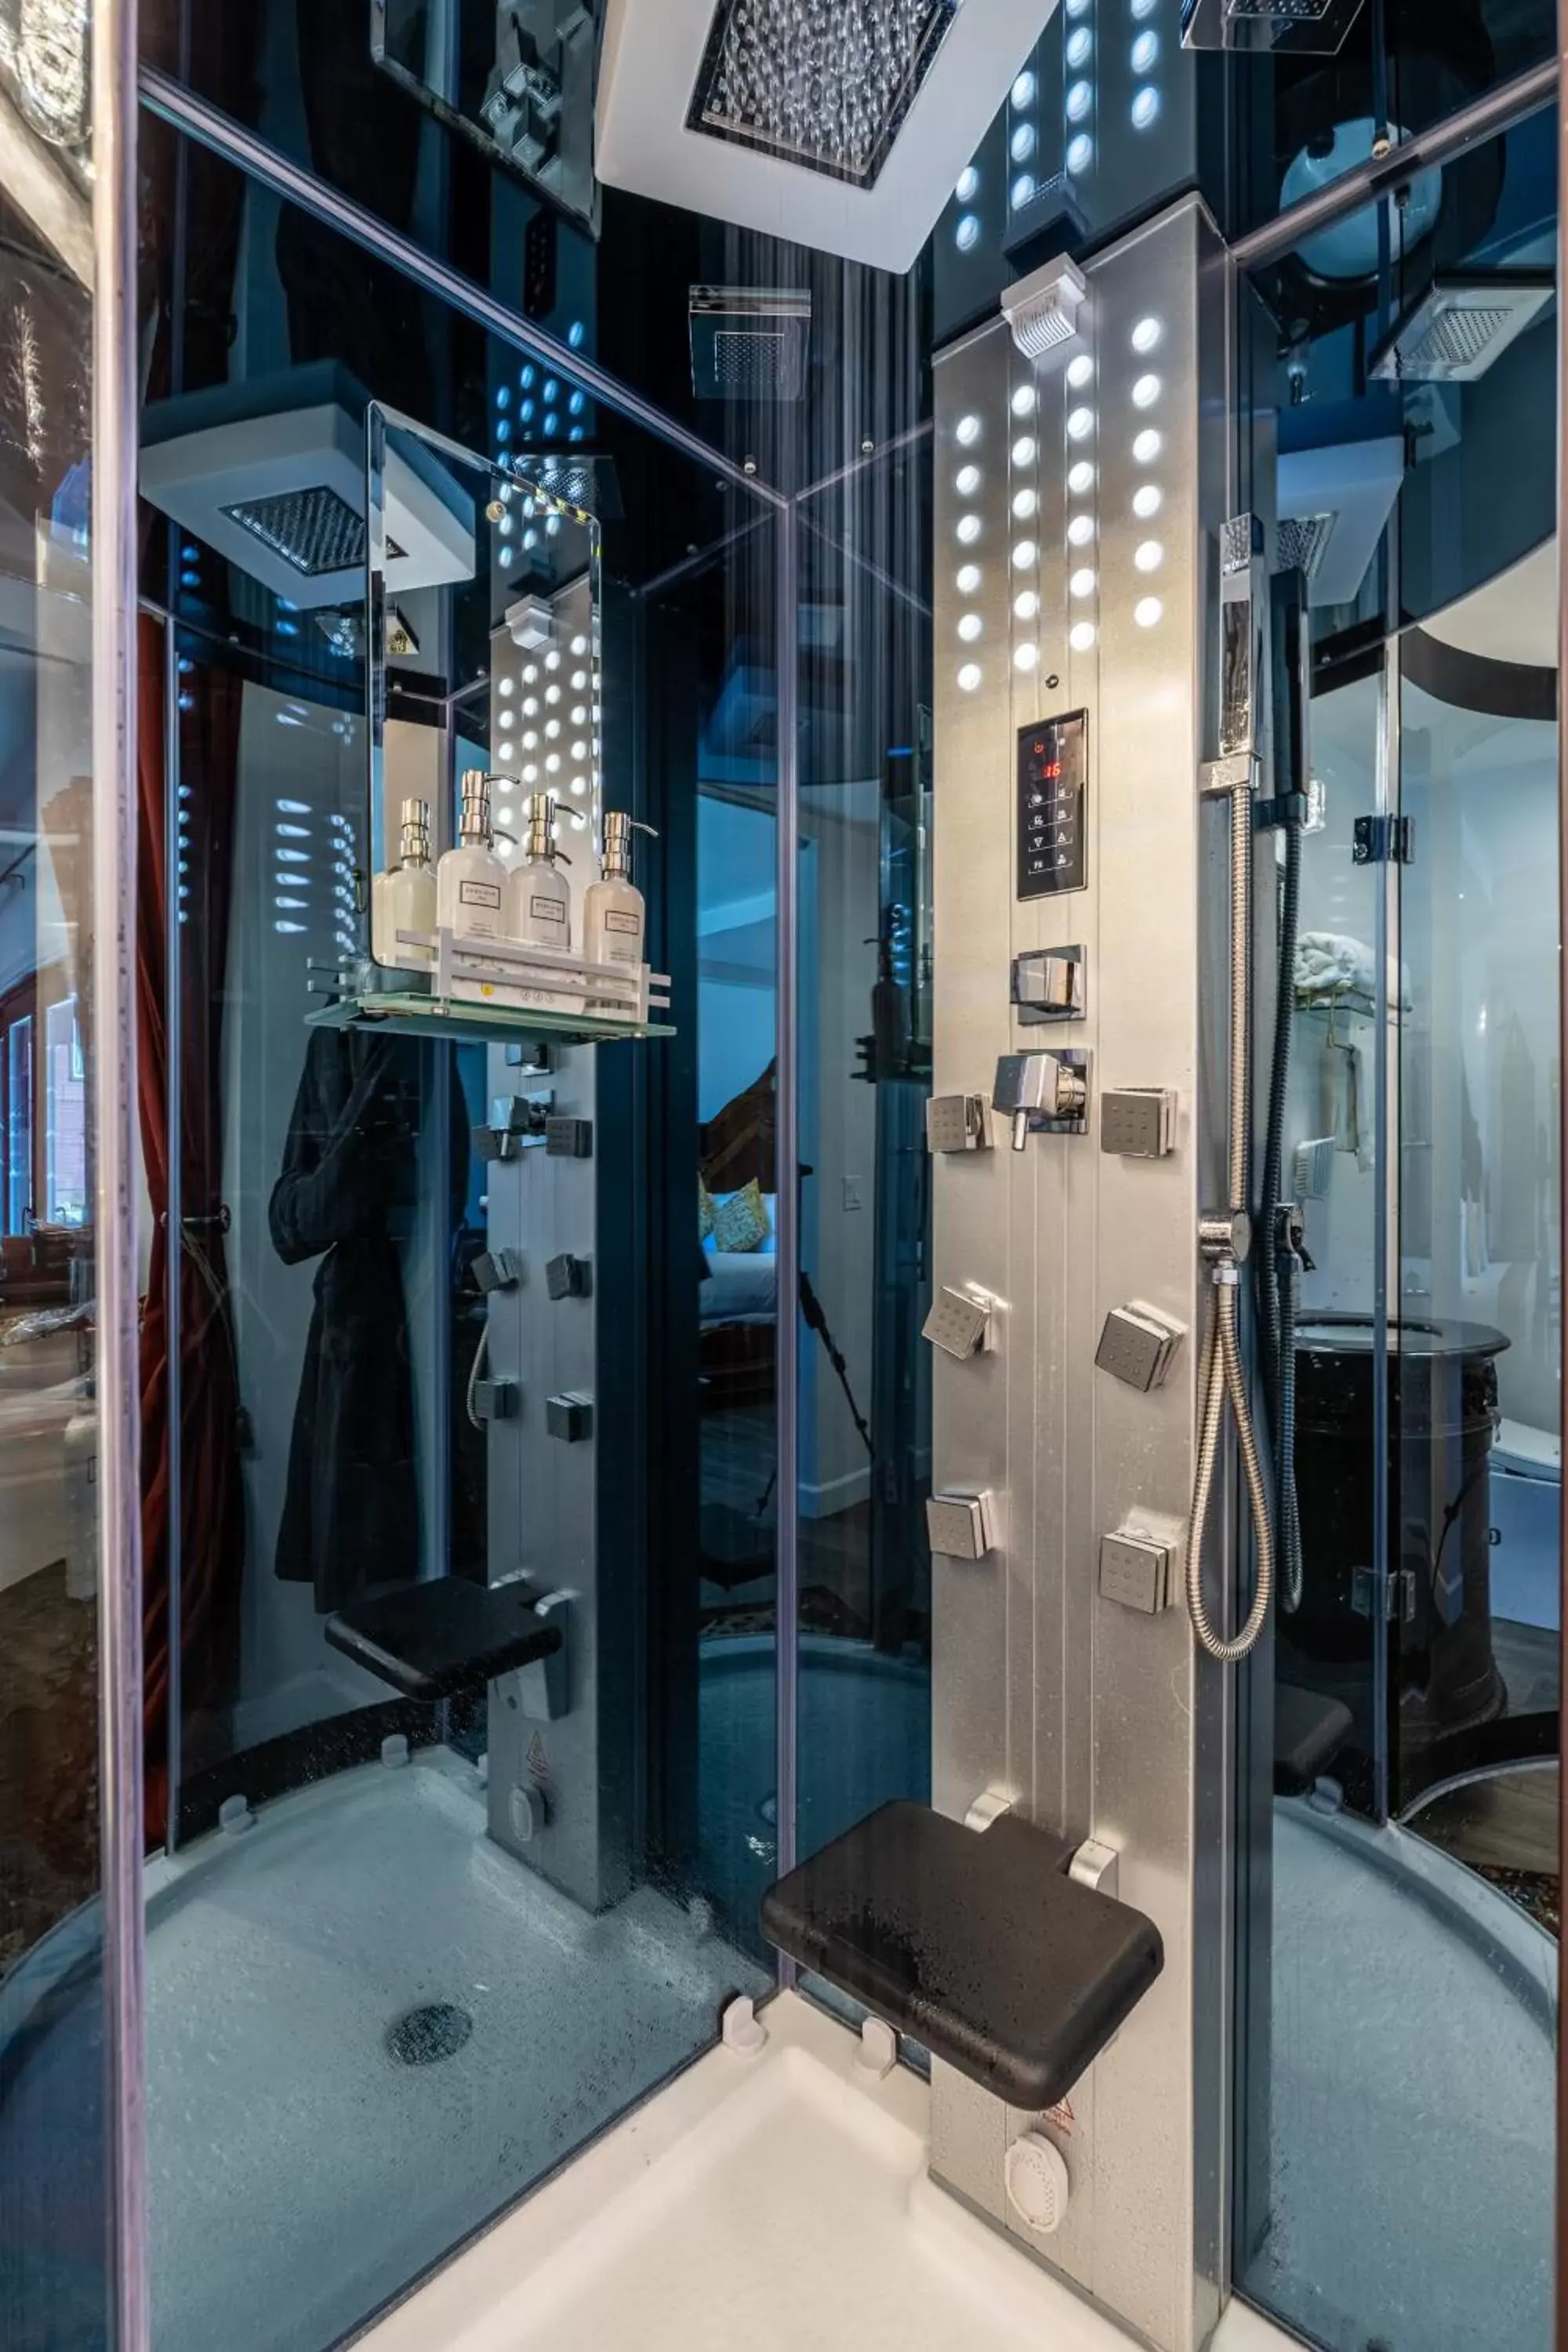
<box><xmin>387</xmin><ymin>2002</ymin><xmax>474</xmax><ymax>2066</ymax></box>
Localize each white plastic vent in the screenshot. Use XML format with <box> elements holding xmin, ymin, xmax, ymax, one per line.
<box><xmin>1001</xmin><ymin>256</ymin><xmax>1088</xmax><ymax>368</ymax></box>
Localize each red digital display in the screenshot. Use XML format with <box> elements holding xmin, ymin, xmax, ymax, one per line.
<box><xmin>1018</xmin><ymin>709</ymin><xmax>1087</xmax><ymax>901</ymax></box>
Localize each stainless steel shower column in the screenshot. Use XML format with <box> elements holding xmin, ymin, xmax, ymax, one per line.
<box><xmin>927</xmin><ymin>198</ymin><xmax>1243</xmax><ymax>2352</ymax></box>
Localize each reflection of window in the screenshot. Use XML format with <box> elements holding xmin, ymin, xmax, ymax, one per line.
<box><xmin>6</xmin><ymin>1011</ymin><xmax>33</xmax><ymax>1232</ymax></box>
<box><xmin>0</xmin><ymin>989</ymin><xmax>35</xmax><ymax>1234</ymax></box>
<box><xmin>45</xmin><ymin>992</ymin><xmax>85</xmax><ymax>1226</ymax></box>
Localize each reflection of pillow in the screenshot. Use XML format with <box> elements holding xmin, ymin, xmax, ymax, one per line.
<box><xmin>699</xmin><ymin>1178</ymin><xmax>715</xmax><ymax>1242</ymax></box>
<box><xmin>712</xmin><ymin>1178</ymin><xmax>771</xmax><ymax>1254</ymax></box>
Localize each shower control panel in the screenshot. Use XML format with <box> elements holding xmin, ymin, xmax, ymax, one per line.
<box><xmin>1018</xmin><ymin>710</ymin><xmax>1088</xmax><ymax>900</ymax></box>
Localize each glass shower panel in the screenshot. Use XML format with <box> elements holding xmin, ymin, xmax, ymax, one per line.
<box><xmin>132</xmin><ymin>120</ymin><xmax>777</xmax><ymax>2352</ymax></box>
<box><xmin>786</xmin><ymin>443</ymin><xmax>933</xmax><ymax>1879</ymax></box>
<box><xmin>0</xmin><ymin>13</ymin><xmax>114</xmax><ymax>2347</ymax></box>
<box><xmin>1237</xmin><ymin>112</ymin><xmax>1559</xmax><ymax>2352</ymax></box>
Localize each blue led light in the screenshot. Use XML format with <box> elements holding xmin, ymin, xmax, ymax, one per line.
<box><xmin>543</xmin><ymin>411</ymin><xmax>559</xmax><ymax>437</ymax></box>
<box><xmin>497</xmin><ymin>385</ymin><xmax>510</xmax><ymax>409</ymax></box>
<box><xmin>568</xmin><ymin>389</ymin><xmax>586</xmax><ymax>416</ymax></box>
<box><xmin>497</xmin><ymin>420</ymin><xmax>511</xmax><ymax>444</ymax></box>
<box><xmin>521</xmin><ymin>398</ymin><xmax>535</xmax><ymax>423</ymax></box>
<box><xmin>180</xmin><ymin>570</ymin><xmax>199</xmax><ymax>589</ymax></box>
<box><xmin>543</xmin><ymin>378</ymin><xmax>560</xmax><ymax>402</ymax></box>
<box><xmin>569</xmin><ymin>426</ymin><xmax>586</xmax><ymax>442</ymax></box>
<box><xmin>568</xmin><ymin>320</ymin><xmax>586</xmax><ymax>347</ymax></box>
<box><xmin>521</xmin><ymin>364</ymin><xmax>535</xmax><ymax>388</ymax></box>
<box><xmin>956</xmin><ymin>212</ymin><xmax>980</xmax><ymax>252</ymax></box>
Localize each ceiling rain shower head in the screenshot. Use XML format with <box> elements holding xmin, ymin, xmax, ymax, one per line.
<box><xmin>1181</xmin><ymin>0</ymin><xmax>1364</xmax><ymax>54</ymax></box>
<box><xmin>1369</xmin><ymin>274</ymin><xmax>1555</xmax><ymax>385</ymax></box>
<box><xmin>689</xmin><ymin>287</ymin><xmax>811</xmax><ymax>401</ymax></box>
<box><xmin>597</xmin><ymin>0</ymin><xmax>1058</xmax><ymax>273</ymax></box>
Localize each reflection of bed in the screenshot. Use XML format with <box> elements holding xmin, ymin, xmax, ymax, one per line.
<box><xmin>700</xmin><ymin>1065</ymin><xmax>776</xmax><ymax>1410</ymax></box>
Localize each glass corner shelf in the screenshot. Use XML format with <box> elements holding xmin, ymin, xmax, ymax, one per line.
<box><xmin>307</xmin><ymin>991</ymin><xmax>675</xmax><ymax>1048</ymax></box>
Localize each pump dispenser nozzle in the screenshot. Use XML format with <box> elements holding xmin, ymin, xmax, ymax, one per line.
<box><xmin>601</xmin><ymin>811</ymin><xmax>658</xmax><ymax>879</ymax></box>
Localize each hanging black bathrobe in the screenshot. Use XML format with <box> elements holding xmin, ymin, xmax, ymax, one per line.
<box><xmin>270</xmin><ymin>1029</ymin><xmax>420</xmax><ymax>1612</ymax></box>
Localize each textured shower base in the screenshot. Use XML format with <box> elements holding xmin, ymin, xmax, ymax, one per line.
<box><xmin>144</xmin><ymin>1751</ymin><xmax>764</xmax><ymax>2352</ymax></box>
<box><xmin>1242</xmin><ymin>1797</ymin><xmax>1556</xmax><ymax>2352</ymax></box>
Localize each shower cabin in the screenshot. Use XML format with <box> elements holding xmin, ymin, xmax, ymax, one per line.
<box><xmin>0</xmin><ymin>6</ymin><xmax>1561</xmax><ymax>2352</ymax></box>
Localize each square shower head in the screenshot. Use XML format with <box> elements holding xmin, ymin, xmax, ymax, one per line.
<box><xmin>598</xmin><ymin>0</ymin><xmax>1054</xmax><ymax>272</ymax></box>
<box><xmin>689</xmin><ymin>287</ymin><xmax>811</xmax><ymax>401</ymax></box>
<box><xmin>687</xmin><ymin>0</ymin><xmax>959</xmax><ymax>190</ymax></box>
<box><xmin>1369</xmin><ymin>274</ymin><xmax>1555</xmax><ymax>385</ymax></box>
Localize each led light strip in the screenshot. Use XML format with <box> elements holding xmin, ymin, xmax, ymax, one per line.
<box><xmin>1007</xmin><ymin>378</ymin><xmax>1044</xmax><ymax>677</ymax></box>
<box><xmin>1062</xmin><ymin>347</ymin><xmax>1100</xmax><ymax>659</ymax></box>
<box><xmin>952</xmin><ymin>405</ymin><xmax>987</xmax><ymax>695</ymax></box>
<box><xmin>1063</xmin><ymin>0</ymin><xmax>1096</xmax><ymax>183</ymax></box>
<box><xmin>1125</xmin><ymin>314</ymin><xmax>1167</xmax><ymax>631</ymax></box>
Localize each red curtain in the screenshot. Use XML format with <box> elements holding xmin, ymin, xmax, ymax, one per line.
<box><xmin>136</xmin><ymin>615</ymin><xmax>245</xmax><ymax>1846</ymax></box>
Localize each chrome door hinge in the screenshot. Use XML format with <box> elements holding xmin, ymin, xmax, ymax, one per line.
<box><xmin>1352</xmin><ymin>815</ymin><xmax>1414</xmax><ymax>866</ymax></box>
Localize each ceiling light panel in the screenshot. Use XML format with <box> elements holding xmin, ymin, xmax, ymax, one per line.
<box><xmin>599</xmin><ymin>0</ymin><xmax>1063</xmax><ymax>273</ymax></box>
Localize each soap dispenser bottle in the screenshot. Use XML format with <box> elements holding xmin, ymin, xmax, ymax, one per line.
<box><xmin>507</xmin><ymin>793</ymin><xmax>572</xmax><ymax>950</ymax></box>
<box><xmin>583</xmin><ymin>811</ymin><xmax>656</xmax><ymax>974</ymax></box>
<box><xmin>437</xmin><ymin>771</ymin><xmax>508</xmax><ymax>944</ymax></box>
<box><xmin>371</xmin><ymin>797</ymin><xmax>437</xmax><ymax>975</ymax></box>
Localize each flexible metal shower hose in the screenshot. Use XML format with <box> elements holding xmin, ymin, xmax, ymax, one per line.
<box><xmin>1187</xmin><ymin>1272</ymin><xmax>1276</xmax><ymax>1662</ymax></box>
<box><xmin>1185</xmin><ymin>779</ymin><xmax>1277</xmax><ymax>1664</ymax></box>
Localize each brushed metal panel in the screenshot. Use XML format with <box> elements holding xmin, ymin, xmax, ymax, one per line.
<box><xmin>931</xmin><ymin>199</ymin><xmax>1240</xmax><ymax>2352</ymax></box>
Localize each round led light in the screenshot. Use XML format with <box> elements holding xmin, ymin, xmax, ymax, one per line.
<box><xmin>1067</xmin><ymin>514</ymin><xmax>1094</xmax><ymax>546</ymax></box>
<box><xmin>1131</xmin><ymin>373</ymin><xmax>1162</xmax><ymax>408</ymax></box>
<box><xmin>1011</xmin><ymin>68</ymin><xmax>1037</xmax><ymax>106</ymax></box>
<box><xmin>1131</xmin><ymin>87</ymin><xmax>1160</xmax><ymax>129</ymax></box>
<box><xmin>546</xmin><ymin>684</ymin><xmax>562</xmax><ymax>706</ymax></box>
<box><xmin>571</xmin><ymin>775</ymin><xmax>588</xmax><ymax>797</ymax></box>
<box><xmin>1065</xmin><ymin>353</ymin><xmax>1094</xmax><ymax>390</ymax></box>
<box><xmin>1012</xmin><ymin>488</ymin><xmax>1039</xmax><ymax>518</ymax></box>
<box><xmin>1012</xmin><ymin>539</ymin><xmax>1038</xmax><ymax>569</ymax></box>
<box><xmin>523</xmin><ymin>763</ymin><xmax>539</xmax><ymax>785</ymax></box>
<box><xmin>1065</xmin><ymin>0</ymin><xmax>1090</xmax><ymax>16</ymax></box>
<box><xmin>1131</xmin><ymin>31</ymin><xmax>1160</xmax><ymax>71</ymax></box>
<box><xmin>956</xmin><ymin>413</ymin><xmax>982</xmax><ymax>446</ymax></box>
<box><xmin>545</xmin><ymin>651</ymin><xmax>561</xmax><ymax>671</ymax></box>
<box><xmin>1131</xmin><ymin>0</ymin><xmax>1156</xmax><ymax>16</ymax></box>
<box><xmin>957</xmin><ymin>513</ymin><xmax>983</xmax><ymax>544</ymax></box>
<box><xmin>1012</xmin><ymin>384</ymin><xmax>1037</xmax><ymax>417</ymax></box>
<box><xmin>1131</xmin><ymin>317</ymin><xmax>1163</xmax><ymax>354</ymax></box>
<box><xmin>1014</xmin><ymin>643</ymin><xmax>1040</xmax><ymax>672</ymax></box>
<box><xmin>546</xmin><ymin>752</ymin><xmax>562</xmax><ymax>773</ymax></box>
<box><xmin>546</xmin><ymin>719</ymin><xmax>561</xmax><ymax>739</ymax></box>
<box><xmin>957</xmin><ymin>662</ymin><xmax>983</xmax><ymax>692</ymax></box>
<box><xmin>956</xmin><ymin>563</ymin><xmax>982</xmax><ymax>593</ymax></box>
<box><xmin>1133</xmin><ymin>484</ymin><xmax>1163</xmax><ymax>519</ymax></box>
<box><xmin>956</xmin><ymin>213</ymin><xmax>981</xmax><ymax>252</ymax></box>
<box><xmin>1069</xmin><ymin>567</ymin><xmax>1096</xmax><ymax>599</ymax></box>
<box><xmin>1011</xmin><ymin>123</ymin><xmax>1037</xmax><ymax>163</ymax></box>
<box><xmin>1067</xmin><ymin>460</ymin><xmax>1095</xmax><ymax>494</ymax></box>
<box><xmin>1065</xmin><ymin>134</ymin><xmax>1093</xmax><ymax>176</ymax></box>
<box><xmin>571</xmin><ymin>633</ymin><xmax>588</xmax><ymax>655</ymax></box>
<box><xmin>522</xmin><ymin>665</ymin><xmax>539</xmax><ymax>684</ymax></box>
<box><xmin>958</xmin><ymin>612</ymin><xmax>984</xmax><ymax>642</ymax></box>
<box><xmin>522</xmin><ymin>730</ymin><xmax>539</xmax><ymax>751</ymax></box>
<box><xmin>956</xmin><ymin>463</ymin><xmax>982</xmax><ymax>495</ymax></box>
<box><xmin>956</xmin><ymin>164</ymin><xmax>980</xmax><ymax>202</ymax></box>
<box><xmin>571</xmin><ymin>739</ymin><xmax>588</xmax><ymax>760</ymax></box>
<box><xmin>1134</xmin><ymin>540</ymin><xmax>1164</xmax><ymax>572</ymax></box>
<box><xmin>1066</xmin><ymin>26</ymin><xmax>1092</xmax><ymax>66</ymax></box>
<box><xmin>1069</xmin><ymin>621</ymin><xmax>1098</xmax><ymax>652</ymax></box>
<box><xmin>499</xmin><ymin>678</ymin><xmax>515</xmax><ymax>698</ymax></box>
<box><xmin>1014</xmin><ymin>590</ymin><xmax>1040</xmax><ymax>620</ymax></box>
<box><xmin>522</xmin><ymin>696</ymin><xmax>539</xmax><ymax>717</ymax></box>
<box><xmin>1011</xmin><ymin>173</ymin><xmax>1036</xmax><ymax>211</ymax></box>
<box><xmin>1011</xmin><ymin>435</ymin><xmax>1037</xmax><ymax>467</ymax></box>
<box><xmin>1065</xmin><ymin>406</ymin><xmax>1094</xmax><ymax>441</ymax></box>
<box><xmin>1134</xmin><ymin>597</ymin><xmax>1163</xmax><ymax>628</ymax></box>
<box><xmin>1065</xmin><ymin>78</ymin><xmax>1092</xmax><ymax>122</ymax></box>
<box><xmin>1133</xmin><ymin>428</ymin><xmax>1163</xmax><ymax>463</ymax></box>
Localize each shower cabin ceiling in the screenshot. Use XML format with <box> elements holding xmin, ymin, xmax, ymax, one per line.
<box><xmin>597</xmin><ymin>0</ymin><xmax>1062</xmax><ymax>272</ymax></box>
